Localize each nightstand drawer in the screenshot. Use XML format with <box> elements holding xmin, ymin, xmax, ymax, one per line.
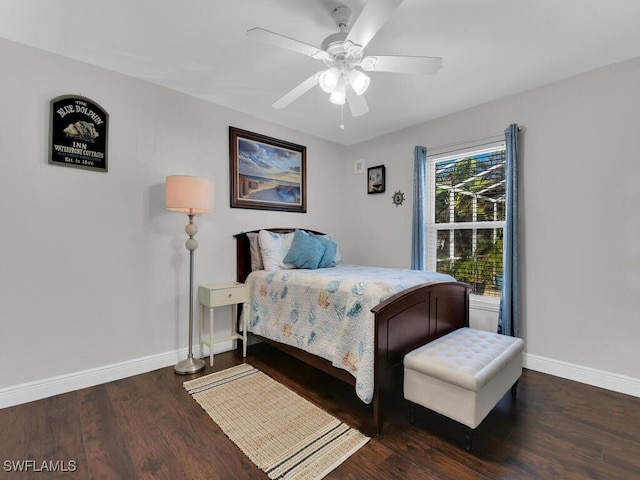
<box><xmin>198</xmin><ymin>282</ymin><xmax>248</xmax><ymax>307</ymax></box>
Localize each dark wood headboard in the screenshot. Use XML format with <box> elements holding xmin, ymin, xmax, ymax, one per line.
<box><xmin>233</xmin><ymin>228</ymin><xmax>326</xmax><ymax>283</ymax></box>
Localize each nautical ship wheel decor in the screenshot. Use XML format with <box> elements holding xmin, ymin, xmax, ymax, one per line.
<box><xmin>392</xmin><ymin>190</ymin><xmax>405</xmax><ymax>207</ymax></box>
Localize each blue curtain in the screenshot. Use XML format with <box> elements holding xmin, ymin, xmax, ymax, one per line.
<box><xmin>498</xmin><ymin>124</ymin><xmax>520</xmax><ymax>337</ymax></box>
<box><xmin>411</xmin><ymin>146</ymin><xmax>427</xmax><ymax>270</ymax></box>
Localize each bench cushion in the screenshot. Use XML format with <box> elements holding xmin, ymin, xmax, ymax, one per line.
<box><xmin>404</xmin><ymin>328</ymin><xmax>524</xmax><ymax>391</ymax></box>
<box><xmin>403</xmin><ymin>327</ymin><xmax>524</xmax><ymax>430</ymax></box>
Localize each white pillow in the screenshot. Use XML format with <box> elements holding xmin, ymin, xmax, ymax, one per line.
<box><xmin>258</xmin><ymin>230</ymin><xmax>295</xmax><ymax>271</ymax></box>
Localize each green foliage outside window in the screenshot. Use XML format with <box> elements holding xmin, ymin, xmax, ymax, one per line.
<box><xmin>433</xmin><ymin>151</ymin><xmax>505</xmax><ymax>296</ymax></box>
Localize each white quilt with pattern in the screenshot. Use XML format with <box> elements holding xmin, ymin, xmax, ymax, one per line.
<box><xmin>245</xmin><ymin>264</ymin><xmax>455</xmax><ymax>404</ymax></box>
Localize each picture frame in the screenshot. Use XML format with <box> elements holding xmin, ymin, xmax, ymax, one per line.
<box><xmin>229</xmin><ymin>127</ymin><xmax>306</xmax><ymax>213</ymax></box>
<box><xmin>367</xmin><ymin>165</ymin><xmax>385</xmax><ymax>194</ymax></box>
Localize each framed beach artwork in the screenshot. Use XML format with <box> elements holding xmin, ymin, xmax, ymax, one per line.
<box><xmin>229</xmin><ymin>127</ymin><xmax>307</xmax><ymax>213</ymax></box>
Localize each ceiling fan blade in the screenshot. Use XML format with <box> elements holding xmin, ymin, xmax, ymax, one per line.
<box><xmin>363</xmin><ymin>55</ymin><xmax>443</xmax><ymax>75</ymax></box>
<box><xmin>272</xmin><ymin>72</ymin><xmax>323</xmax><ymax>109</ymax></box>
<box><xmin>345</xmin><ymin>0</ymin><xmax>403</xmax><ymax>49</ymax></box>
<box><xmin>247</xmin><ymin>27</ymin><xmax>322</xmax><ymax>58</ymax></box>
<box><xmin>346</xmin><ymin>87</ymin><xmax>369</xmax><ymax>117</ymax></box>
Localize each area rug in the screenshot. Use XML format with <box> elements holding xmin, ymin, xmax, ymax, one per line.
<box><xmin>184</xmin><ymin>364</ymin><xmax>369</xmax><ymax>480</ymax></box>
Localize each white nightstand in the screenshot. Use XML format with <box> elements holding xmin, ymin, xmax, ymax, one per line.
<box><xmin>198</xmin><ymin>282</ymin><xmax>248</xmax><ymax>366</ymax></box>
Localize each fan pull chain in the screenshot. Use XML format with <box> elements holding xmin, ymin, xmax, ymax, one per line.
<box><xmin>340</xmin><ymin>103</ymin><xmax>345</xmax><ymax>130</ymax></box>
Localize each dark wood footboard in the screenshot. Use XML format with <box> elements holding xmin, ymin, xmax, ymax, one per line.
<box><xmin>371</xmin><ymin>281</ymin><xmax>470</xmax><ymax>432</ymax></box>
<box><xmin>234</xmin><ymin>229</ymin><xmax>470</xmax><ymax>434</ymax></box>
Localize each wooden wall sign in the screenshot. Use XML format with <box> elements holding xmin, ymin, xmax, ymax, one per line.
<box><xmin>49</xmin><ymin>95</ymin><xmax>109</xmax><ymax>172</ymax></box>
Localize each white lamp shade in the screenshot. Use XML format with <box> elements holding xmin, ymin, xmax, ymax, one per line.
<box><xmin>319</xmin><ymin>67</ymin><xmax>340</xmax><ymax>93</ymax></box>
<box><xmin>347</xmin><ymin>69</ymin><xmax>370</xmax><ymax>96</ymax></box>
<box><xmin>329</xmin><ymin>81</ymin><xmax>346</xmax><ymax>105</ymax></box>
<box><xmin>165</xmin><ymin>175</ymin><xmax>214</xmax><ymax>214</ymax></box>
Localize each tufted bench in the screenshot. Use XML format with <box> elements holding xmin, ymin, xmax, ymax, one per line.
<box><xmin>404</xmin><ymin>327</ymin><xmax>524</xmax><ymax>450</ymax></box>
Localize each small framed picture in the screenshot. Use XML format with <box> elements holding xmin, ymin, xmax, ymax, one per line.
<box><xmin>367</xmin><ymin>165</ymin><xmax>385</xmax><ymax>194</ymax></box>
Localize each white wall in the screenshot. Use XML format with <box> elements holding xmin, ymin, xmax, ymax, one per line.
<box><xmin>343</xmin><ymin>56</ymin><xmax>640</xmax><ymax>389</ymax></box>
<box><xmin>0</xmin><ymin>38</ymin><xmax>346</xmax><ymax>393</ymax></box>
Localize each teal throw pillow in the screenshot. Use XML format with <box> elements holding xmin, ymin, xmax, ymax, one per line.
<box><xmin>283</xmin><ymin>229</ymin><xmax>326</xmax><ymax>269</ymax></box>
<box><xmin>309</xmin><ymin>233</ymin><xmax>337</xmax><ymax>268</ymax></box>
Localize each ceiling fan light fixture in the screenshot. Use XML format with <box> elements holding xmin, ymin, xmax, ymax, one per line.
<box><xmin>347</xmin><ymin>69</ymin><xmax>370</xmax><ymax>95</ymax></box>
<box><xmin>319</xmin><ymin>67</ymin><xmax>340</xmax><ymax>93</ymax></box>
<box><xmin>249</xmin><ymin>0</ymin><xmax>443</xmax><ymax>116</ymax></box>
<box><xmin>329</xmin><ymin>80</ymin><xmax>346</xmax><ymax>105</ymax></box>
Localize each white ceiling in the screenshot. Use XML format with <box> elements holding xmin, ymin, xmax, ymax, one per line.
<box><xmin>2</xmin><ymin>0</ymin><xmax>640</xmax><ymax>145</ymax></box>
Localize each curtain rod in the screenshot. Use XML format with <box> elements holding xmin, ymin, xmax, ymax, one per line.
<box><xmin>426</xmin><ymin>126</ymin><xmax>523</xmax><ymax>159</ymax></box>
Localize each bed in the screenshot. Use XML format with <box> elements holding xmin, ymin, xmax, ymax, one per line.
<box><xmin>234</xmin><ymin>228</ymin><xmax>470</xmax><ymax>433</ymax></box>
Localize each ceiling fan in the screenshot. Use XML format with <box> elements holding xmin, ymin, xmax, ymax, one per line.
<box><xmin>247</xmin><ymin>0</ymin><xmax>443</xmax><ymax>120</ymax></box>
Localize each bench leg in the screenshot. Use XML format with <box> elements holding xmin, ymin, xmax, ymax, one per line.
<box><xmin>511</xmin><ymin>379</ymin><xmax>519</xmax><ymax>398</ymax></box>
<box><xmin>409</xmin><ymin>402</ymin><xmax>417</xmax><ymax>424</ymax></box>
<box><xmin>465</xmin><ymin>429</ymin><xmax>475</xmax><ymax>452</ymax></box>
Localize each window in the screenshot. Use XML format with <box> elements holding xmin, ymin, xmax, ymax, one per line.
<box><xmin>427</xmin><ymin>144</ymin><xmax>506</xmax><ymax>298</ymax></box>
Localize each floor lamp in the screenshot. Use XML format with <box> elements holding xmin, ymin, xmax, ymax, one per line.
<box><xmin>165</xmin><ymin>175</ymin><xmax>214</xmax><ymax>375</ymax></box>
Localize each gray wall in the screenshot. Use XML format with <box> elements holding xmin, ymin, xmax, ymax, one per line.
<box><xmin>0</xmin><ymin>38</ymin><xmax>346</xmax><ymax>392</ymax></box>
<box><xmin>342</xmin><ymin>56</ymin><xmax>640</xmax><ymax>388</ymax></box>
<box><xmin>1</xmin><ymin>35</ymin><xmax>639</xmax><ymax>402</ymax></box>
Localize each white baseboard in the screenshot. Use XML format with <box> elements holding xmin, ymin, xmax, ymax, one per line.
<box><xmin>0</xmin><ymin>341</ymin><xmax>233</xmax><ymax>410</ymax></box>
<box><xmin>524</xmin><ymin>353</ymin><xmax>640</xmax><ymax>398</ymax></box>
<box><xmin>2</xmin><ymin>345</ymin><xmax>637</xmax><ymax>409</ymax></box>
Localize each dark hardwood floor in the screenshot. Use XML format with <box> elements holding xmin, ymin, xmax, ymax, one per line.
<box><xmin>1</xmin><ymin>342</ymin><xmax>639</xmax><ymax>479</ymax></box>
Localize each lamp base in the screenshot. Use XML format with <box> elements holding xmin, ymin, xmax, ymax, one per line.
<box><xmin>174</xmin><ymin>356</ymin><xmax>206</xmax><ymax>375</ymax></box>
